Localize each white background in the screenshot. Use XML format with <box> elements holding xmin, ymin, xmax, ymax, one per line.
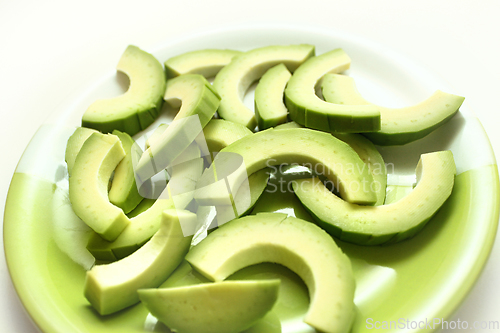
<box><xmin>0</xmin><ymin>0</ymin><xmax>499</xmax><ymax>332</ymax></box>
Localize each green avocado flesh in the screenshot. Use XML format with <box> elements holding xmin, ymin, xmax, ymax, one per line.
<box><xmin>138</xmin><ymin>280</ymin><xmax>280</xmax><ymax>333</ymax></box>
<box><xmin>321</xmin><ymin>74</ymin><xmax>465</xmax><ymax>145</ymax></box>
<box><xmin>69</xmin><ymin>132</ymin><xmax>129</xmax><ymax>241</ymax></box>
<box><xmin>82</xmin><ymin>45</ymin><xmax>166</xmax><ymax>136</ymax></box>
<box><xmin>195</xmin><ymin>128</ymin><xmax>377</xmax><ymax>206</ymax></box>
<box><xmin>255</xmin><ymin>63</ymin><xmax>291</xmax><ymax>130</ymax></box>
<box><xmin>65</xmin><ymin>127</ymin><xmax>98</xmax><ymax>176</ymax></box>
<box><xmin>203</xmin><ymin>118</ymin><xmax>253</xmax><ymax>153</ymax></box>
<box><xmin>285</xmin><ymin>49</ymin><xmax>380</xmax><ymax>132</ymax></box>
<box><xmin>186</xmin><ymin>213</ymin><xmax>355</xmax><ymax>333</ymax></box>
<box><xmin>293</xmin><ymin>151</ymin><xmax>456</xmax><ymax>245</ymax></box>
<box><xmin>214</xmin><ymin>44</ymin><xmax>315</xmax><ymax>129</ymax></box>
<box><xmin>84</xmin><ymin>210</ymin><xmax>195</xmax><ymax>315</ymax></box>
<box><xmin>165</xmin><ymin>49</ymin><xmax>242</xmax><ymax>78</ymax></box>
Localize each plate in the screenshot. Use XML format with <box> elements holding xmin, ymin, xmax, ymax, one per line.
<box><xmin>3</xmin><ymin>24</ymin><xmax>499</xmax><ymax>333</ymax></box>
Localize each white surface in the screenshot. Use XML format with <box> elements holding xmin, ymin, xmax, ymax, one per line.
<box><xmin>0</xmin><ymin>1</ymin><xmax>499</xmax><ymax>332</ymax></box>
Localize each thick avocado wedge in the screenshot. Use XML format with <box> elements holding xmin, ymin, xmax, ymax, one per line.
<box><xmin>65</xmin><ymin>127</ymin><xmax>98</xmax><ymax>175</ymax></box>
<box><xmin>135</xmin><ymin>74</ymin><xmax>219</xmax><ymax>185</ymax></box>
<box><xmin>186</xmin><ymin>213</ymin><xmax>355</xmax><ymax>333</ymax></box>
<box><xmin>87</xmin><ymin>143</ymin><xmax>203</xmax><ymax>261</ymax></box>
<box><xmin>255</xmin><ymin>63</ymin><xmax>291</xmax><ymax>130</ymax></box>
<box><xmin>285</xmin><ymin>49</ymin><xmax>380</xmax><ymax>132</ymax></box>
<box><xmin>69</xmin><ymin>132</ymin><xmax>128</xmax><ymax>241</ymax></box>
<box><xmin>108</xmin><ymin>130</ymin><xmax>142</xmax><ymax>214</ymax></box>
<box><xmin>84</xmin><ymin>210</ymin><xmax>195</xmax><ymax>315</ymax></box>
<box><xmin>82</xmin><ymin>45</ymin><xmax>166</xmax><ymax>136</ymax></box>
<box><xmin>293</xmin><ymin>151</ymin><xmax>456</xmax><ymax>245</ymax></box>
<box><xmin>321</xmin><ymin>74</ymin><xmax>465</xmax><ymax>145</ymax></box>
<box><xmin>138</xmin><ymin>280</ymin><xmax>280</xmax><ymax>333</ymax></box>
<box><xmin>214</xmin><ymin>44</ymin><xmax>315</xmax><ymax>129</ymax></box>
<box><xmin>203</xmin><ymin>118</ymin><xmax>253</xmax><ymax>153</ymax></box>
<box><xmin>195</xmin><ymin>128</ymin><xmax>377</xmax><ymax>206</ymax></box>
<box><xmin>165</xmin><ymin>49</ymin><xmax>242</xmax><ymax>78</ymax></box>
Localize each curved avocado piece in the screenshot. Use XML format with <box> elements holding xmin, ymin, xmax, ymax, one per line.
<box><xmin>65</xmin><ymin>127</ymin><xmax>98</xmax><ymax>176</ymax></box>
<box><xmin>195</xmin><ymin>128</ymin><xmax>377</xmax><ymax>206</ymax></box>
<box><xmin>293</xmin><ymin>151</ymin><xmax>456</xmax><ymax>245</ymax></box>
<box><xmin>69</xmin><ymin>132</ymin><xmax>128</xmax><ymax>241</ymax></box>
<box><xmin>284</xmin><ymin>49</ymin><xmax>380</xmax><ymax>132</ymax></box>
<box><xmin>186</xmin><ymin>213</ymin><xmax>356</xmax><ymax>333</ymax></box>
<box><xmin>108</xmin><ymin>130</ymin><xmax>142</xmax><ymax>214</ymax></box>
<box><xmin>274</xmin><ymin>121</ymin><xmax>303</xmax><ymax>129</ymax></box>
<box><xmin>255</xmin><ymin>63</ymin><xmax>291</xmax><ymax>130</ymax></box>
<box><xmin>138</xmin><ymin>280</ymin><xmax>280</xmax><ymax>333</ymax></box>
<box><xmin>135</xmin><ymin>74</ymin><xmax>219</xmax><ymax>185</ymax></box>
<box><xmin>214</xmin><ymin>44</ymin><xmax>315</xmax><ymax>129</ymax></box>
<box><xmin>87</xmin><ymin>144</ymin><xmax>203</xmax><ymax>261</ymax></box>
<box><xmin>321</xmin><ymin>73</ymin><xmax>465</xmax><ymax>145</ymax></box>
<box><xmin>165</xmin><ymin>49</ymin><xmax>242</xmax><ymax>79</ymax></box>
<box><xmin>84</xmin><ymin>210</ymin><xmax>195</xmax><ymax>315</ymax></box>
<box><xmin>82</xmin><ymin>45</ymin><xmax>166</xmax><ymax>136</ymax></box>
<box><xmin>203</xmin><ymin>118</ymin><xmax>253</xmax><ymax>153</ymax></box>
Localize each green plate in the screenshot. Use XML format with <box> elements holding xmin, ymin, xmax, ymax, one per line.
<box><xmin>3</xmin><ymin>25</ymin><xmax>500</xmax><ymax>333</ymax></box>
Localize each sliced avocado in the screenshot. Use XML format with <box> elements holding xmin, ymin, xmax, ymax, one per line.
<box><xmin>65</xmin><ymin>127</ymin><xmax>98</xmax><ymax>175</ymax></box>
<box><xmin>195</xmin><ymin>128</ymin><xmax>377</xmax><ymax>206</ymax></box>
<box><xmin>255</xmin><ymin>63</ymin><xmax>291</xmax><ymax>130</ymax></box>
<box><xmin>108</xmin><ymin>130</ymin><xmax>142</xmax><ymax>214</ymax></box>
<box><xmin>284</xmin><ymin>49</ymin><xmax>380</xmax><ymax>132</ymax></box>
<box><xmin>138</xmin><ymin>280</ymin><xmax>280</xmax><ymax>333</ymax></box>
<box><xmin>69</xmin><ymin>132</ymin><xmax>128</xmax><ymax>241</ymax></box>
<box><xmin>321</xmin><ymin>74</ymin><xmax>465</xmax><ymax>145</ymax></box>
<box><xmin>384</xmin><ymin>185</ymin><xmax>414</xmax><ymax>204</ymax></box>
<box><xmin>126</xmin><ymin>198</ymin><xmax>155</xmax><ymax>218</ymax></box>
<box><xmin>203</xmin><ymin>118</ymin><xmax>253</xmax><ymax>153</ymax></box>
<box><xmin>293</xmin><ymin>151</ymin><xmax>456</xmax><ymax>245</ymax></box>
<box><xmin>273</xmin><ymin>121</ymin><xmax>303</xmax><ymax>129</ymax></box>
<box><xmin>82</xmin><ymin>45</ymin><xmax>166</xmax><ymax>136</ymax></box>
<box><xmin>165</xmin><ymin>49</ymin><xmax>242</xmax><ymax>79</ymax></box>
<box><xmin>135</xmin><ymin>74</ymin><xmax>219</xmax><ymax>185</ymax></box>
<box><xmin>144</xmin><ymin>123</ymin><xmax>168</xmax><ymax>149</ymax></box>
<box><xmin>214</xmin><ymin>44</ymin><xmax>315</xmax><ymax>129</ymax></box>
<box><xmin>186</xmin><ymin>213</ymin><xmax>355</xmax><ymax>333</ymax></box>
<box><xmin>84</xmin><ymin>210</ymin><xmax>195</xmax><ymax>315</ymax></box>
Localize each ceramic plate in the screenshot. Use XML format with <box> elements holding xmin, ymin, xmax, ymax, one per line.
<box><xmin>4</xmin><ymin>24</ymin><xmax>499</xmax><ymax>333</ymax></box>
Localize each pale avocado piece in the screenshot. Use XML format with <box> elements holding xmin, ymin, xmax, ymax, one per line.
<box><xmin>321</xmin><ymin>73</ymin><xmax>465</xmax><ymax>145</ymax></box>
<box><xmin>273</xmin><ymin>121</ymin><xmax>303</xmax><ymax>129</ymax></box>
<box><xmin>203</xmin><ymin>118</ymin><xmax>253</xmax><ymax>153</ymax></box>
<box><xmin>165</xmin><ymin>49</ymin><xmax>242</xmax><ymax>79</ymax></box>
<box><xmin>214</xmin><ymin>44</ymin><xmax>315</xmax><ymax>129</ymax></box>
<box><xmin>135</xmin><ymin>74</ymin><xmax>219</xmax><ymax>185</ymax></box>
<box><xmin>144</xmin><ymin>123</ymin><xmax>168</xmax><ymax>149</ymax></box>
<box><xmin>293</xmin><ymin>151</ymin><xmax>456</xmax><ymax>245</ymax></box>
<box><xmin>384</xmin><ymin>185</ymin><xmax>414</xmax><ymax>204</ymax></box>
<box><xmin>108</xmin><ymin>130</ymin><xmax>142</xmax><ymax>214</ymax></box>
<box><xmin>285</xmin><ymin>49</ymin><xmax>380</xmax><ymax>132</ymax></box>
<box><xmin>82</xmin><ymin>45</ymin><xmax>166</xmax><ymax>136</ymax></box>
<box><xmin>84</xmin><ymin>209</ymin><xmax>195</xmax><ymax>315</ymax></box>
<box><xmin>87</xmin><ymin>144</ymin><xmax>204</xmax><ymax>261</ymax></box>
<box><xmin>195</xmin><ymin>128</ymin><xmax>377</xmax><ymax>206</ymax></box>
<box><xmin>138</xmin><ymin>280</ymin><xmax>280</xmax><ymax>333</ymax></box>
<box><xmin>186</xmin><ymin>213</ymin><xmax>356</xmax><ymax>333</ymax></box>
<box><xmin>255</xmin><ymin>63</ymin><xmax>291</xmax><ymax>130</ymax></box>
<box><xmin>69</xmin><ymin>132</ymin><xmax>129</xmax><ymax>241</ymax></box>
<box><xmin>65</xmin><ymin>127</ymin><xmax>98</xmax><ymax>176</ymax></box>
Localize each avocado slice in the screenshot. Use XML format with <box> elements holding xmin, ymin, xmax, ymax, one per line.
<box><xmin>293</xmin><ymin>151</ymin><xmax>456</xmax><ymax>245</ymax></box>
<box><xmin>65</xmin><ymin>127</ymin><xmax>98</xmax><ymax>176</ymax></box>
<box><xmin>284</xmin><ymin>49</ymin><xmax>380</xmax><ymax>132</ymax></box>
<box><xmin>195</xmin><ymin>128</ymin><xmax>377</xmax><ymax>206</ymax></box>
<box><xmin>186</xmin><ymin>213</ymin><xmax>355</xmax><ymax>333</ymax></box>
<box><xmin>69</xmin><ymin>132</ymin><xmax>129</xmax><ymax>241</ymax></box>
<box><xmin>164</xmin><ymin>49</ymin><xmax>242</xmax><ymax>79</ymax></box>
<box><xmin>214</xmin><ymin>44</ymin><xmax>315</xmax><ymax>129</ymax></box>
<box><xmin>138</xmin><ymin>280</ymin><xmax>280</xmax><ymax>333</ymax></box>
<box><xmin>255</xmin><ymin>63</ymin><xmax>291</xmax><ymax>130</ymax></box>
<box><xmin>135</xmin><ymin>74</ymin><xmax>219</xmax><ymax>185</ymax></box>
<box><xmin>203</xmin><ymin>118</ymin><xmax>253</xmax><ymax>153</ymax></box>
<box><xmin>84</xmin><ymin>209</ymin><xmax>195</xmax><ymax>315</ymax></box>
<box><xmin>82</xmin><ymin>45</ymin><xmax>166</xmax><ymax>136</ymax></box>
<box><xmin>321</xmin><ymin>73</ymin><xmax>465</xmax><ymax>145</ymax></box>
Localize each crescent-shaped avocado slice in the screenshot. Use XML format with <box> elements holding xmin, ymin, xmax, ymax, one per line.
<box><xmin>138</xmin><ymin>280</ymin><xmax>280</xmax><ymax>333</ymax></box>
<box><xmin>165</xmin><ymin>49</ymin><xmax>242</xmax><ymax>79</ymax></box>
<box><xmin>214</xmin><ymin>44</ymin><xmax>315</xmax><ymax>129</ymax></box>
<box><xmin>203</xmin><ymin>118</ymin><xmax>253</xmax><ymax>153</ymax></box>
<box><xmin>65</xmin><ymin>127</ymin><xmax>98</xmax><ymax>175</ymax></box>
<box><xmin>82</xmin><ymin>45</ymin><xmax>166</xmax><ymax>136</ymax></box>
<box><xmin>185</xmin><ymin>213</ymin><xmax>355</xmax><ymax>333</ymax></box>
<box><xmin>321</xmin><ymin>74</ymin><xmax>465</xmax><ymax>145</ymax></box>
<box><xmin>84</xmin><ymin>210</ymin><xmax>195</xmax><ymax>315</ymax></box>
<box><xmin>285</xmin><ymin>49</ymin><xmax>380</xmax><ymax>132</ymax></box>
<box><xmin>293</xmin><ymin>151</ymin><xmax>456</xmax><ymax>245</ymax></box>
